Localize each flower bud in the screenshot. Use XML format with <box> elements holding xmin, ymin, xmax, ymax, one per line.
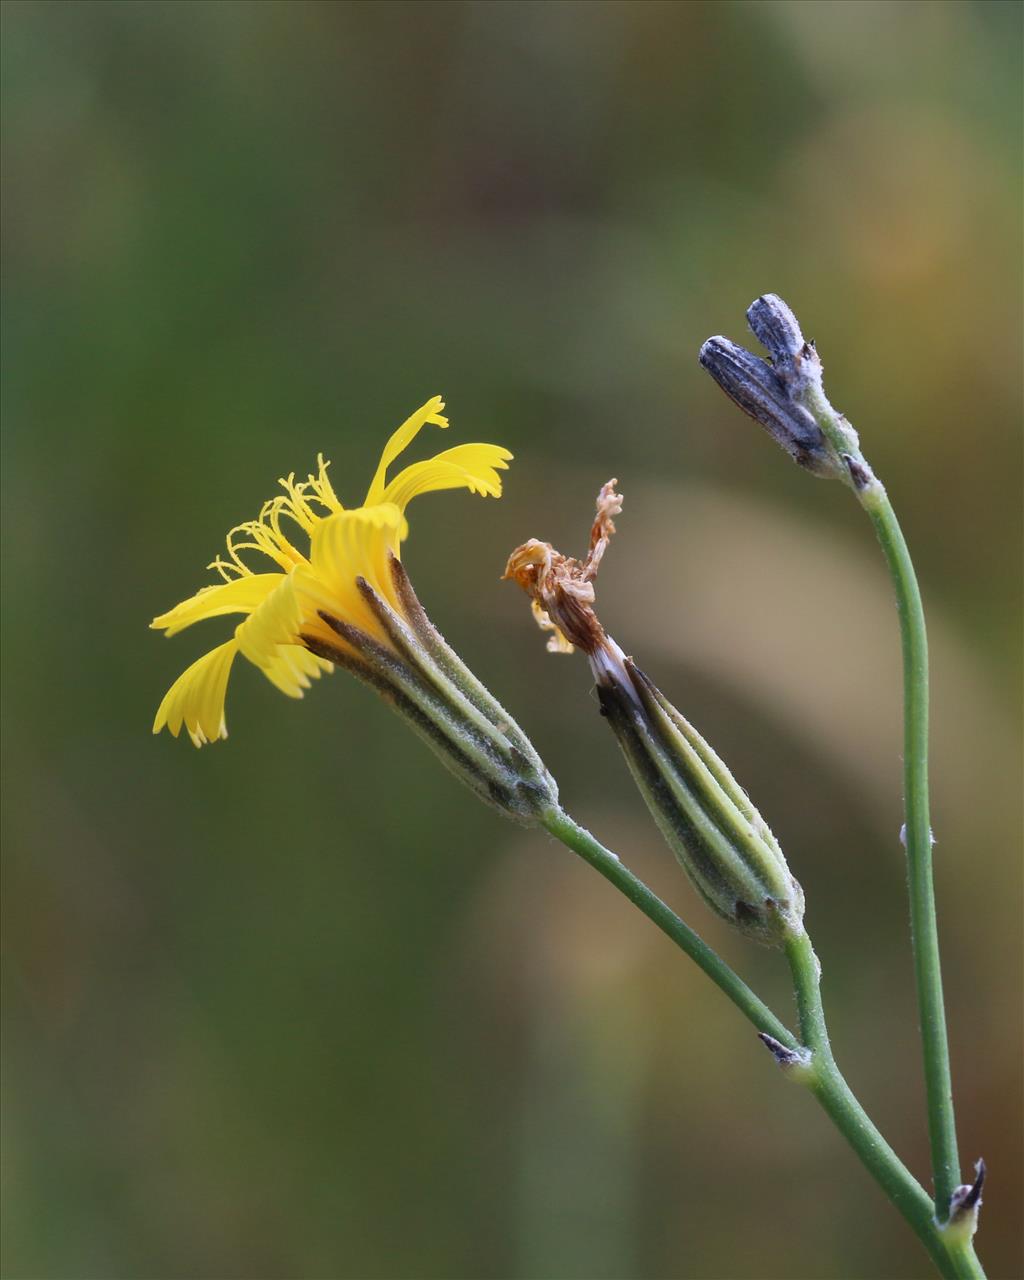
<box><xmin>505</xmin><ymin>483</ymin><xmax>805</xmax><ymax>945</ymax></box>
<box><xmin>699</xmin><ymin>293</ymin><xmax>860</xmax><ymax>479</ymax></box>
<box><xmin>746</xmin><ymin>293</ymin><xmax>807</xmax><ymax>369</ymax></box>
<box><xmin>698</xmin><ymin>336</ymin><xmax>836</xmax><ymax>476</ymax></box>
<box><xmin>304</xmin><ymin>554</ymin><xmax>558</xmax><ymax>824</ymax></box>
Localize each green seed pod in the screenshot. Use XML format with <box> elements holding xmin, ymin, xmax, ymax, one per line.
<box><xmin>592</xmin><ymin>643</ymin><xmax>804</xmax><ymax>946</ymax></box>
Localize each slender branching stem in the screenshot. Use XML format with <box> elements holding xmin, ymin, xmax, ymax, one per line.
<box><xmin>541</xmin><ymin>806</ymin><xmax>797</xmax><ymax>1047</ymax></box>
<box><xmin>698</xmin><ymin>297</ymin><xmax>979</xmax><ymax>1273</ymax></box>
<box><xmin>784</xmin><ymin>933</ymin><xmax>984</xmax><ymax>1280</ymax></box>
<box><xmin>543</xmin><ymin>804</ymin><xmax>985</xmax><ymax>1278</ymax></box>
<box><xmin>804</xmin><ymin>383</ymin><xmax>962</xmax><ymax>1222</ymax></box>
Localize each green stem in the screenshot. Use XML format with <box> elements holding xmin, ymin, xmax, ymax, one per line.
<box><xmin>541</xmin><ymin>806</ymin><xmax>796</xmax><ymax>1048</ymax></box>
<box><xmin>544</xmin><ymin>805</ymin><xmax>984</xmax><ymax>1277</ymax></box>
<box><xmin>859</xmin><ymin>480</ymin><xmax>961</xmax><ymax>1219</ymax></box>
<box><xmin>785</xmin><ymin>932</ymin><xmax>984</xmax><ymax>1280</ymax></box>
<box><xmin>805</xmin><ymin>382</ymin><xmax>960</xmax><ymax>1219</ymax></box>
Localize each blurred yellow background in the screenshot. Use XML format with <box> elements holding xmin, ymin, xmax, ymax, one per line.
<box><xmin>2</xmin><ymin>3</ymin><xmax>1021</xmax><ymax>1277</ymax></box>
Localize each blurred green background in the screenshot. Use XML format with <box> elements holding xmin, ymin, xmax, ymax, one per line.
<box><xmin>2</xmin><ymin>2</ymin><xmax>1021</xmax><ymax>1277</ymax></box>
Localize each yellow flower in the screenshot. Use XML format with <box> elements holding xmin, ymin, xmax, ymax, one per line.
<box><xmin>152</xmin><ymin>397</ymin><xmax>512</xmax><ymax>747</ymax></box>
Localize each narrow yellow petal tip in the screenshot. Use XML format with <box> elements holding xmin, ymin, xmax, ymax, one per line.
<box><xmin>153</xmin><ymin>640</ymin><xmax>238</xmax><ymax>747</ymax></box>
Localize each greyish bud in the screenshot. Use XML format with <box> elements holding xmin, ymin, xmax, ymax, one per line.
<box><xmin>746</xmin><ymin>293</ymin><xmax>807</xmax><ymax>368</ymax></box>
<box><xmin>698</xmin><ymin>336</ymin><xmax>837</xmax><ymax>476</ymax></box>
<box><xmin>700</xmin><ymin>293</ymin><xmax>861</xmax><ymax>480</ymax></box>
<box><xmin>746</xmin><ymin>294</ymin><xmax>833</xmax><ymax>409</ymax></box>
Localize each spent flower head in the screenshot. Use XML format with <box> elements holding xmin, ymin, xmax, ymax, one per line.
<box><xmin>151</xmin><ymin>398</ymin><xmax>556</xmax><ymax>822</ymax></box>
<box><xmin>505</xmin><ymin>483</ymin><xmax>804</xmax><ymax>945</ymax></box>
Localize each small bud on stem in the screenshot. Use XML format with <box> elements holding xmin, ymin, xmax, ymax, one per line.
<box><xmin>699</xmin><ymin>293</ymin><xmax>863</xmax><ymax>482</ymax></box>
<box><xmin>758</xmin><ymin>1032</ymin><xmax>813</xmax><ymax>1076</ymax></box>
<box><xmin>944</xmin><ymin>1159</ymin><xmax>985</xmax><ymax>1242</ymax></box>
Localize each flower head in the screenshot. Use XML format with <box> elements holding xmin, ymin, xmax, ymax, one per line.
<box><xmin>152</xmin><ymin>397</ymin><xmax>557</xmax><ymax>821</ymax></box>
<box><xmin>152</xmin><ymin>397</ymin><xmax>510</xmax><ymax>746</ymax></box>
<box><xmin>505</xmin><ymin>483</ymin><xmax>804</xmax><ymax>943</ymax></box>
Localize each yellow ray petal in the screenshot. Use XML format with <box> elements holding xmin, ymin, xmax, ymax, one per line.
<box><xmin>308</xmin><ymin>505</ymin><xmax>404</xmax><ymax>595</ymax></box>
<box><xmin>153</xmin><ymin>639</ymin><xmax>238</xmax><ymax>747</ymax></box>
<box><xmin>381</xmin><ymin>443</ymin><xmax>513</xmax><ymax>511</ymax></box>
<box><xmin>364</xmin><ymin>396</ymin><xmax>448</xmax><ymax>506</ymax></box>
<box><xmin>300</xmin><ymin>505</ymin><xmax>405</xmax><ymax>641</ymax></box>
<box><xmin>229</xmin><ymin>575</ymin><xmax>335</xmax><ymax>696</ymax></box>
<box><xmin>151</xmin><ymin>574</ymin><xmax>284</xmax><ymax>636</ymax></box>
<box><xmin>234</xmin><ymin>574</ymin><xmax>305</xmax><ymax>671</ymax></box>
<box><xmin>258</xmin><ymin>644</ymin><xmax>334</xmax><ymax>698</ymax></box>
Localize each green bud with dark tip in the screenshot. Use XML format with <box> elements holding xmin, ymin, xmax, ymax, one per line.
<box><xmin>592</xmin><ymin>643</ymin><xmax>805</xmax><ymax>947</ymax></box>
